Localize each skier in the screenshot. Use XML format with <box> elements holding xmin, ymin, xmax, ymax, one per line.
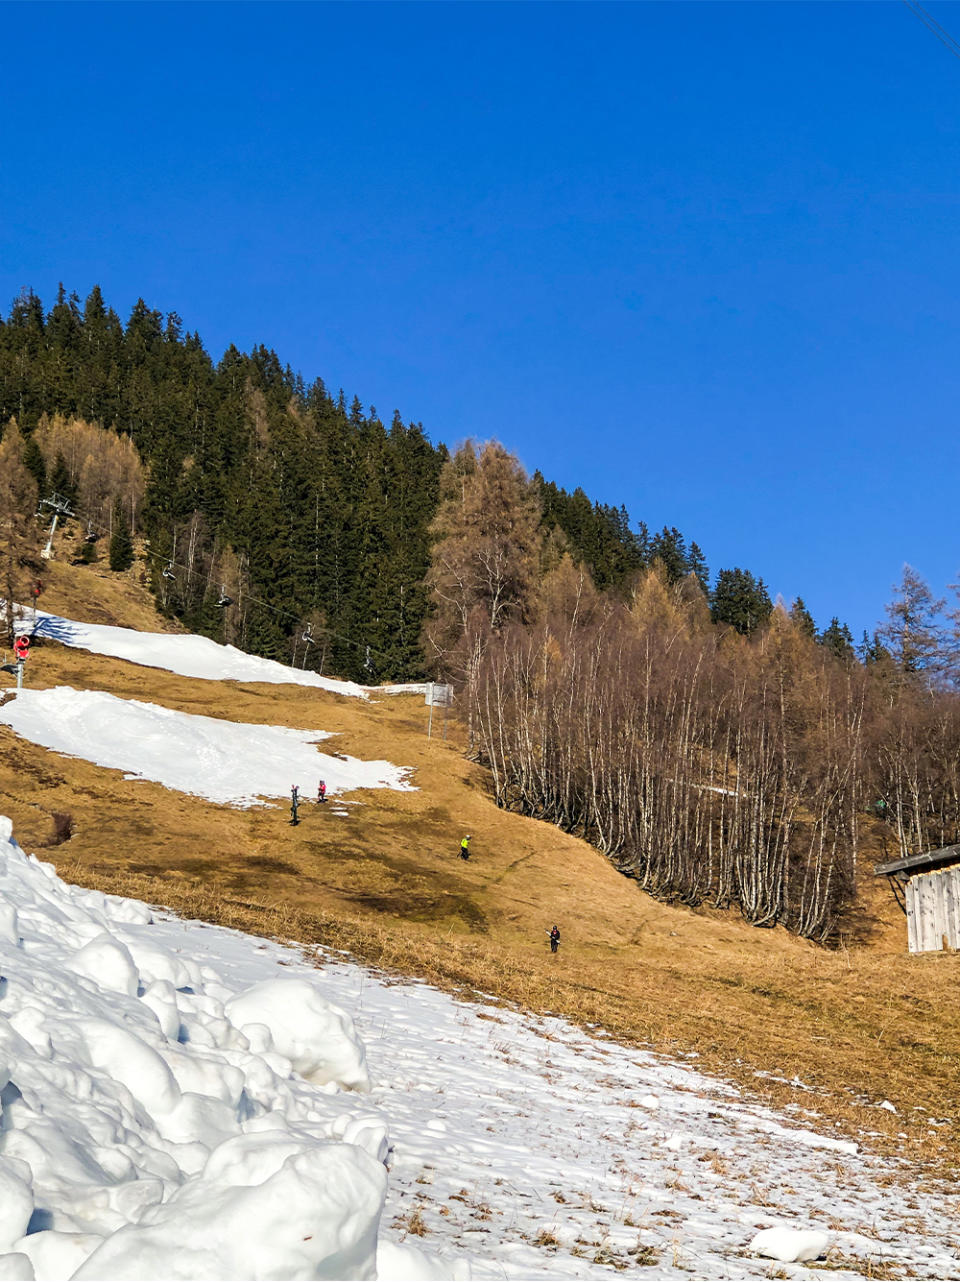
<box><xmin>459</xmin><ymin>835</ymin><xmax>472</xmax><ymax>861</ymax></box>
<box><xmin>548</xmin><ymin>924</ymin><xmax>560</xmax><ymax>954</ymax></box>
<box><xmin>317</xmin><ymin>780</ymin><xmax>327</xmax><ymax>804</ymax></box>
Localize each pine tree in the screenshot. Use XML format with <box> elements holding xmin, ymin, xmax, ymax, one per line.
<box><xmin>860</xmin><ymin>629</ymin><xmax>891</xmax><ymax>666</ymax></box>
<box><xmin>819</xmin><ymin>617</ymin><xmax>855</xmax><ymax>662</ymax></box>
<box><xmin>49</xmin><ymin>452</ymin><xmax>77</xmax><ymax>506</ymax></box>
<box><xmin>710</xmin><ymin>568</ymin><xmax>773</xmax><ymax>635</ymax></box>
<box><xmin>789</xmin><ymin>597</ymin><xmax>816</xmax><ymax>639</ymax></box>
<box><xmin>687</xmin><ymin>541</ymin><xmax>709</xmax><ymax>595</ymax></box>
<box><xmin>650</xmin><ymin>526</ymin><xmax>688</xmax><ymax>584</ymax></box>
<box><xmin>21</xmin><ymin>435</ymin><xmax>46</xmax><ymax>493</ymax></box>
<box><xmin>109</xmin><ymin>497</ymin><xmax>134</xmax><ymax>571</ymax></box>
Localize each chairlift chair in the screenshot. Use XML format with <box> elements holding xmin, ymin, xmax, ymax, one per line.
<box><xmin>162</xmin><ymin>562</ymin><xmax>175</xmax><ymax>581</ymax></box>
<box><xmin>85</xmin><ymin>522</ymin><xmax>98</xmax><ymax>543</ymax></box>
<box><xmin>301</xmin><ymin>624</ymin><xmax>314</xmax><ymax>645</ymax></box>
<box><xmin>216</xmin><ymin>585</ymin><xmax>234</xmax><ymax>607</ymax></box>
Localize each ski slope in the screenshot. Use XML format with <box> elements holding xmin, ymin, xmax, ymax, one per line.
<box><xmin>21</xmin><ymin>607</ymin><xmax>428</xmax><ymax>698</ymax></box>
<box><xmin>0</xmin><ymin>688</ymin><xmax>413</xmax><ymax>806</ymax></box>
<box><xmin>0</xmin><ymin>817</ymin><xmax>957</xmax><ymax>1281</ymax></box>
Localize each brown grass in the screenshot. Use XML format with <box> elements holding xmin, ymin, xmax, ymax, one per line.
<box><xmin>3</xmin><ymin>552</ymin><xmax>960</xmax><ymax>1183</ymax></box>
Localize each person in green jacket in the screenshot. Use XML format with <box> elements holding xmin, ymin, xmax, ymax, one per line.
<box><xmin>459</xmin><ymin>835</ymin><xmax>471</xmax><ymax>860</ymax></box>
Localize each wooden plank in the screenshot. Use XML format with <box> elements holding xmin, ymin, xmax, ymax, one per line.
<box><xmin>917</xmin><ymin>875</ymin><xmax>938</xmax><ymax>953</ymax></box>
<box><xmin>926</xmin><ymin>876</ymin><xmax>942</xmax><ymax>952</ymax></box>
<box><xmin>932</xmin><ymin>871</ymin><xmax>949</xmax><ymax>951</ymax></box>
<box><xmin>945</xmin><ymin>868</ymin><xmax>960</xmax><ymax>950</ymax></box>
<box><xmin>906</xmin><ymin>877</ymin><xmax>919</xmax><ymax>953</ymax></box>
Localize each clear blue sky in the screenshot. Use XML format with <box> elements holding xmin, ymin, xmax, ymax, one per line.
<box><xmin>3</xmin><ymin>1</ymin><xmax>958</xmax><ymax>639</ymax></box>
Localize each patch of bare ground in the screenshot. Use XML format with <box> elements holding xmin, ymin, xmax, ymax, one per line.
<box><xmin>3</xmin><ymin>554</ymin><xmax>960</xmax><ymax>1182</ymax></box>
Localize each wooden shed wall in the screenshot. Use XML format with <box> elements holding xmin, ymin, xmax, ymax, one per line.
<box><xmin>906</xmin><ymin>865</ymin><xmax>960</xmax><ymax>953</ymax></box>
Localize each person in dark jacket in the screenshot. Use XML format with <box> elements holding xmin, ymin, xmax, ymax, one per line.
<box><xmin>549</xmin><ymin>924</ymin><xmax>560</xmax><ymax>953</ymax></box>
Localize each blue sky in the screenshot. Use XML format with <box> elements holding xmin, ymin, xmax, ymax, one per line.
<box><xmin>3</xmin><ymin>1</ymin><xmax>959</xmax><ymax>639</ymax></box>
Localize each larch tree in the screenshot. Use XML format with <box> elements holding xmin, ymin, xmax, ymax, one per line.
<box><xmin>0</xmin><ymin>422</ymin><xmax>40</xmax><ymax>642</ymax></box>
<box><xmin>424</xmin><ymin>440</ymin><xmax>542</xmax><ymax>682</ymax></box>
<box><xmin>425</xmin><ymin>442</ymin><xmax>541</xmax><ymax>648</ymax></box>
<box><xmin>879</xmin><ymin>564</ymin><xmax>945</xmax><ymax>677</ymax></box>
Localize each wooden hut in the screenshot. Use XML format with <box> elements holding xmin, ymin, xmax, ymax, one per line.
<box><xmin>876</xmin><ymin>844</ymin><xmax>960</xmax><ymax>954</ymax></box>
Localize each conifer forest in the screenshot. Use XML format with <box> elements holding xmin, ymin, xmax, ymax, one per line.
<box><xmin>3</xmin><ymin>285</ymin><xmax>960</xmax><ymax>941</ymax></box>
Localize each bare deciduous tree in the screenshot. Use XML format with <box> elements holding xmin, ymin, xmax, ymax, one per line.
<box><xmin>34</xmin><ymin>415</ymin><xmax>146</xmax><ymax>534</ymax></box>
<box><xmin>0</xmin><ymin>421</ymin><xmax>41</xmax><ymax>643</ymax></box>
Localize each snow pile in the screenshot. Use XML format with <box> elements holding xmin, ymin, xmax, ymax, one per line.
<box><xmin>0</xmin><ymin>817</ymin><xmax>396</xmax><ymax>1281</ymax></box>
<box><xmin>225</xmin><ymin>979</ymin><xmax>370</xmax><ymax>1090</ymax></box>
<box><xmin>748</xmin><ymin>1227</ymin><xmax>830</xmax><ymax>1263</ymax></box>
<box><xmin>0</xmin><ymin>687</ymin><xmax>413</xmax><ymax>806</ymax></box>
<box><xmin>27</xmin><ymin>609</ymin><xmax>373</xmax><ymax>697</ymax></box>
<box><xmin>3</xmin><ymin>810</ymin><xmax>960</xmax><ymax>1278</ymax></box>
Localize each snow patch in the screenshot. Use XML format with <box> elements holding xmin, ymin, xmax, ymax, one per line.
<box><xmin>29</xmin><ymin>609</ymin><xmax>373</xmax><ymax>698</ymax></box>
<box><xmin>0</xmin><ymin>687</ymin><xmax>413</xmax><ymax>807</ymax></box>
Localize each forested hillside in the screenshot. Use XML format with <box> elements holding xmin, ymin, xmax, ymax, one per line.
<box><xmin>0</xmin><ymin>286</ymin><xmax>718</xmax><ymax>680</ymax></box>
<box><xmin>4</xmin><ymin>285</ymin><xmax>960</xmax><ymax>943</ymax></box>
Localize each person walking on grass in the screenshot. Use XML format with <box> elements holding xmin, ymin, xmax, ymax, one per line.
<box><xmin>317</xmin><ymin>780</ymin><xmax>327</xmax><ymax>804</ymax></box>
<box><xmin>548</xmin><ymin>924</ymin><xmax>560</xmax><ymax>954</ymax></box>
<box><xmin>460</xmin><ymin>835</ymin><xmax>472</xmax><ymax>861</ymax></box>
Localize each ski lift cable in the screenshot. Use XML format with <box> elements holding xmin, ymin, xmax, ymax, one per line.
<box><xmin>64</xmin><ymin>506</ymin><xmax>398</xmax><ymax>665</ymax></box>
<box><xmin>140</xmin><ymin>543</ymin><xmax>369</xmax><ymax>651</ymax></box>
<box><xmin>902</xmin><ymin>0</ymin><xmax>960</xmax><ymax>62</ymax></box>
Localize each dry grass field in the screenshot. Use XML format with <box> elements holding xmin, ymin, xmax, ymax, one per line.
<box><xmin>2</xmin><ymin>548</ymin><xmax>959</xmax><ymax>1181</ymax></box>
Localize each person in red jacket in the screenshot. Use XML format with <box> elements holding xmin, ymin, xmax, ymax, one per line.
<box><xmin>317</xmin><ymin>780</ymin><xmax>327</xmax><ymax>804</ymax></box>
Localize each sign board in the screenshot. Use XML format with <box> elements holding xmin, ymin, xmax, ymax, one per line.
<box><xmin>425</xmin><ymin>683</ymin><xmax>453</xmax><ymax>707</ymax></box>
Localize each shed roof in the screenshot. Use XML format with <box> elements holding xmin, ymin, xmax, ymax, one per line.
<box><xmin>874</xmin><ymin>843</ymin><xmax>960</xmax><ymax>877</ymax></box>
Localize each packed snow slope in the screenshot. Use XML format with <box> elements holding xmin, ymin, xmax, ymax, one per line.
<box><xmin>23</xmin><ymin>607</ymin><xmax>427</xmax><ymax>698</ymax></box>
<box><xmin>2</xmin><ymin>816</ymin><xmax>959</xmax><ymax>1281</ymax></box>
<box><xmin>0</xmin><ymin>687</ymin><xmax>413</xmax><ymax>807</ymax></box>
<box><xmin>3</xmin><ymin>554</ymin><xmax>960</xmax><ymax>1183</ymax></box>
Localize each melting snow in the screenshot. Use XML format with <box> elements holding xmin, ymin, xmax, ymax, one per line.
<box><xmin>1</xmin><ymin>818</ymin><xmax>959</xmax><ymax>1279</ymax></box>
<box><xmin>25</xmin><ymin>609</ymin><xmax>374</xmax><ymax>697</ymax></box>
<box><xmin>0</xmin><ymin>687</ymin><xmax>413</xmax><ymax>806</ymax></box>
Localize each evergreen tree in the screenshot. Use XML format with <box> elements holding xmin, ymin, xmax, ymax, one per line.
<box><xmin>860</xmin><ymin>629</ymin><xmax>891</xmax><ymax>665</ymax></box>
<box><xmin>687</xmin><ymin>541</ymin><xmax>709</xmax><ymax>595</ymax></box>
<box><xmin>711</xmin><ymin>568</ymin><xmax>773</xmax><ymax>635</ymax></box>
<box><xmin>789</xmin><ymin>597</ymin><xmax>816</xmax><ymax>639</ymax></box>
<box><xmin>49</xmin><ymin>452</ymin><xmax>76</xmax><ymax>506</ymax></box>
<box><xmin>650</xmin><ymin>526</ymin><xmax>688</xmax><ymax>585</ymax></box>
<box><xmin>819</xmin><ymin>616</ymin><xmax>855</xmax><ymax>662</ymax></box>
<box><xmin>21</xmin><ymin>435</ymin><xmax>46</xmax><ymax>493</ymax></box>
<box><xmin>109</xmin><ymin>497</ymin><xmax>134</xmax><ymax>571</ymax></box>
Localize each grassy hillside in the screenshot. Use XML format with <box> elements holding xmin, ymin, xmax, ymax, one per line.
<box><xmin>2</xmin><ymin>548</ymin><xmax>959</xmax><ymax>1181</ymax></box>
